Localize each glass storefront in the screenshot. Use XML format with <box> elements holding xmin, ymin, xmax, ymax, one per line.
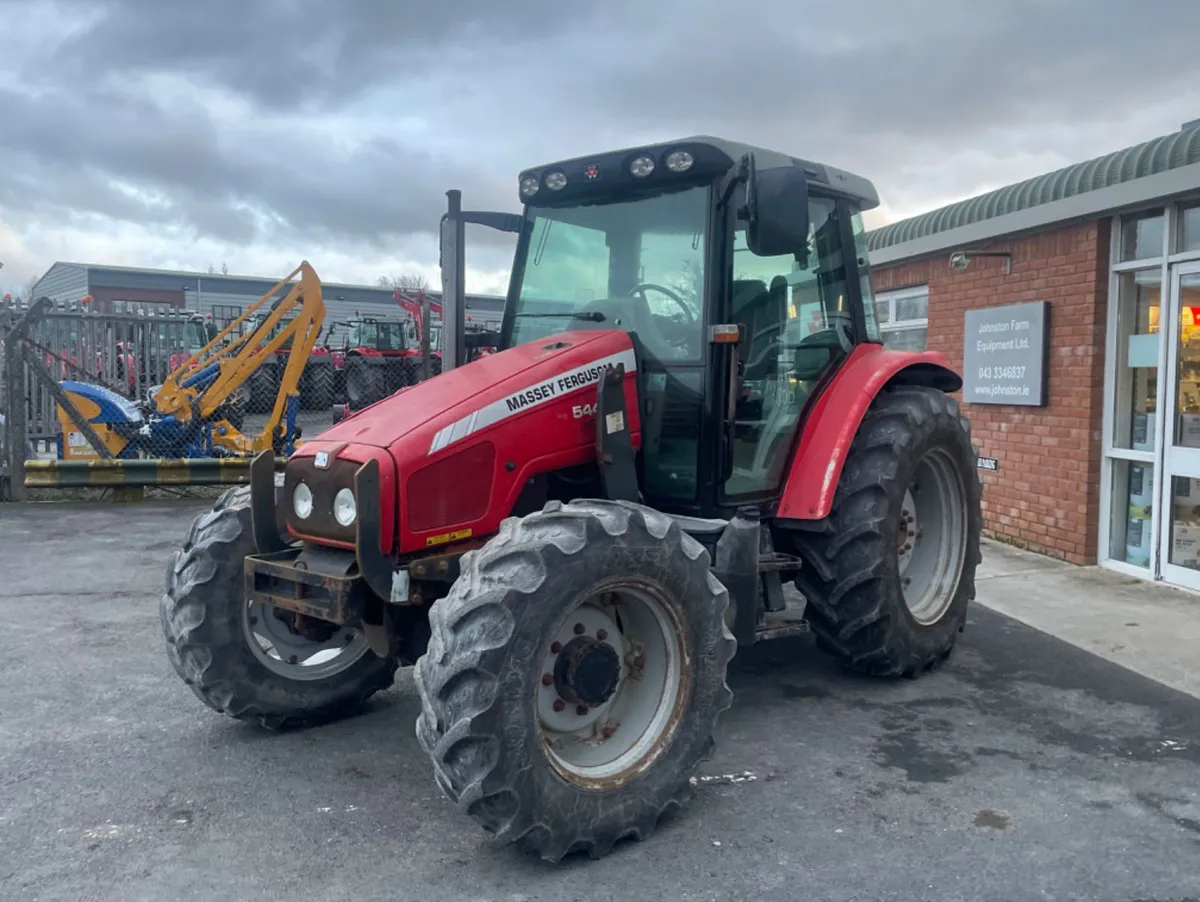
<box><xmin>1102</xmin><ymin>196</ymin><xmax>1200</xmax><ymax>587</ymax></box>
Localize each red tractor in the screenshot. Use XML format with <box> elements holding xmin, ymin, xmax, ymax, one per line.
<box><xmin>331</xmin><ymin>294</ymin><xmax>443</xmax><ymax>411</ymax></box>
<box><xmin>162</xmin><ymin>137</ymin><xmax>982</xmax><ymax>862</ymax></box>
<box><xmin>330</xmin><ymin>313</ymin><xmax>433</xmax><ymax>411</ymax></box>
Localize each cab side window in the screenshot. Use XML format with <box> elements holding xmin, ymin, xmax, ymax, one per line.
<box><xmin>724</xmin><ymin>197</ymin><xmax>852</xmax><ymax>498</ymax></box>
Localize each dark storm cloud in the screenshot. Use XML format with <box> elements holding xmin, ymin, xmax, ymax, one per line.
<box><xmin>34</xmin><ymin>0</ymin><xmax>601</xmax><ymax>110</ymax></box>
<box><xmin>3</xmin><ymin>0</ymin><xmax>1200</xmax><ymax>276</ymax></box>
<box><xmin>0</xmin><ymin>77</ymin><xmax>515</xmax><ymax>249</ymax></box>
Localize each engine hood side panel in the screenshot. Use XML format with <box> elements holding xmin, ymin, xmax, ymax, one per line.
<box><xmin>393</xmin><ymin>330</ymin><xmax>642</xmax><ymax>552</ymax></box>
<box><xmin>289</xmin><ymin>329</ymin><xmax>642</xmax><ymax>554</ymax></box>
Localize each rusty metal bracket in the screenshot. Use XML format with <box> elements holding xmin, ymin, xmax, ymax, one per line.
<box><xmin>244</xmin><ymin>547</ymin><xmax>366</xmax><ymax>626</ymax></box>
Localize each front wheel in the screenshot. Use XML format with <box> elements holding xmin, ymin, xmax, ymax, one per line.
<box><xmin>792</xmin><ymin>385</ymin><xmax>982</xmax><ymax>677</ymax></box>
<box><xmin>161</xmin><ymin>486</ymin><xmax>400</xmax><ymax>729</ymax></box>
<box><xmin>413</xmin><ymin>499</ymin><xmax>736</xmax><ymax>862</ymax></box>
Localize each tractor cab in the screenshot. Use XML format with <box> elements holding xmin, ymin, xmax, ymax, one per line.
<box><xmin>490</xmin><ymin>137</ymin><xmax>881</xmax><ymax>516</ymax></box>
<box><xmin>346</xmin><ymin>317</ymin><xmax>408</xmax><ymax>353</ymax></box>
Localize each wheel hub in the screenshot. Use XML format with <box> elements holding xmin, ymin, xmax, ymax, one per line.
<box><xmin>898</xmin><ymin>451</ymin><xmax>968</xmax><ymax>625</ymax></box>
<box><xmin>554</xmin><ymin>637</ymin><xmax>621</xmax><ymax>707</ymax></box>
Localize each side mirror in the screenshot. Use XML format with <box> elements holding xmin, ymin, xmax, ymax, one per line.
<box><xmin>743</xmin><ymin>153</ymin><xmax>811</xmax><ymax>258</ymax></box>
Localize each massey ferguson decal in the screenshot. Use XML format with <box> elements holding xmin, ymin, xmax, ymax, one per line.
<box><xmin>428</xmin><ymin>349</ymin><xmax>636</xmax><ymax>455</ymax></box>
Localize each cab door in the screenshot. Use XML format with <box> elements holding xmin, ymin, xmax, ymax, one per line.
<box><xmin>719</xmin><ymin>195</ymin><xmax>863</xmax><ymax>508</ymax></box>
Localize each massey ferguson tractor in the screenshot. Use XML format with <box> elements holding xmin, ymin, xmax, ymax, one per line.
<box><xmin>161</xmin><ymin>136</ymin><xmax>982</xmax><ymax>862</ymax></box>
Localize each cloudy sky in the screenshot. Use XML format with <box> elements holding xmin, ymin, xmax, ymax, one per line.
<box><xmin>3</xmin><ymin>0</ymin><xmax>1200</xmax><ymax>297</ymax></box>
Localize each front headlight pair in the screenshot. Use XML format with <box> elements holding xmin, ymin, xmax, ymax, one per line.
<box><xmin>292</xmin><ymin>483</ymin><xmax>357</xmax><ymax>527</ymax></box>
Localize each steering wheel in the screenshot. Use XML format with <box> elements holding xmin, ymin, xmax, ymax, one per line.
<box><xmin>629</xmin><ymin>282</ymin><xmax>696</xmax><ymax>325</ymax></box>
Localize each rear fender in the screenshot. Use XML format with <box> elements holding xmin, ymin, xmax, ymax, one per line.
<box><xmin>776</xmin><ymin>344</ymin><xmax>962</xmax><ymax>521</ymax></box>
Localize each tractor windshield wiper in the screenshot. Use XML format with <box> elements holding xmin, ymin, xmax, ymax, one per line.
<box><xmin>513</xmin><ymin>311</ymin><xmax>606</xmax><ymax>321</ymax></box>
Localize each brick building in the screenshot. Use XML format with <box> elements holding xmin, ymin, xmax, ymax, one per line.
<box><xmin>864</xmin><ymin>120</ymin><xmax>1200</xmax><ymax>590</ymax></box>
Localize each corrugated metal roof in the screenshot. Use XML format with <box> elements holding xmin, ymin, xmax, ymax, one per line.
<box><xmin>866</xmin><ymin>126</ymin><xmax>1200</xmax><ymax>252</ymax></box>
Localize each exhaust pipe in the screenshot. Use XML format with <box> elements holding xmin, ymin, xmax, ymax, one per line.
<box><xmin>438</xmin><ymin>189</ymin><xmax>523</xmax><ymax>372</ymax></box>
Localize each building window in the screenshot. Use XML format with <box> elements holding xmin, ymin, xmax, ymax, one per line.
<box><xmin>1179</xmin><ymin>202</ymin><xmax>1200</xmax><ymax>253</ymax></box>
<box><xmin>1119</xmin><ymin>208</ymin><xmax>1165</xmax><ymax>261</ymax></box>
<box><xmin>873</xmin><ymin>286</ymin><xmax>928</xmax><ymax>351</ymax></box>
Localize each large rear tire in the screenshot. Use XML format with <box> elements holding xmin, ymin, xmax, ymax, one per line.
<box><xmin>413</xmin><ymin>499</ymin><xmax>736</xmax><ymax>862</ymax></box>
<box><xmin>792</xmin><ymin>385</ymin><xmax>982</xmax><ymax>677</ymax></box>
<box><xmin>161</xmin><ymin>486</ymin><xmax>400</xmax><ymax>730</ymax></box>
<box><xmin>345</xmin><ymin>358</ymin><xmax>385</xmax><ymax>410</ymax></box>
<box><xmin>247</xmin><ymin>365</ymin><xmax>278</xmax><ymax>415</ymax></box>
<box><xmin>300</xmin><ymin>366</ymin><xmax>332</xmax><ymax>411</ymax></box>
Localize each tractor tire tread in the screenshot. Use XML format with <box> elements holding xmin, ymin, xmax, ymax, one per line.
<box><xmin>794</xmin><ymin>385</ymin><xmax>982</xmax><ymax>678</ymax></box>
<box><xmin>413</xmin><ymin>499</ymin><xmax>736</xmax><ymax>862</ymax></box>
<box><xmin>161</xmin><ymin>485</ymin><xmax>399</xmax><ymax>731</ymax></box>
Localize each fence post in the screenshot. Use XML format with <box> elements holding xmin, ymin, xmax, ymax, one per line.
<box><xmin>1</xmin><ymin>308</ymin><xmax>11</xmax><ymax>500</ymax></box>
<box><xmin>2</xmin><ymin>301</ymin><xmax>36</xmax><ymax>501</ymax></box>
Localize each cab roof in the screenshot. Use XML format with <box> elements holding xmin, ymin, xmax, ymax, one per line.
<box><xmin>520</xmin><ymin>135</ymin><xmax>879</xmax><ymax>211</ymax></box>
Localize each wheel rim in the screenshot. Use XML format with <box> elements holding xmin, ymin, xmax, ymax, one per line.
<box><xmin>535</xmin><ymin>582</ymin><xmax>689</xmax><ymax>790</ymax></box>
<box><xmin>242</xmin><ymin>600</ymin><xmax>371</xmax><ymax>681</ymax></box>
<box><xmin>898</xmin><ymin>448</ymin><xmax>969</xmax><ymax>625</ymax></box>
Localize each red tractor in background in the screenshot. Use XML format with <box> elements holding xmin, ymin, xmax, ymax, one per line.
<box><xmin>162</xmin><ymin>136</ymin><xmax>982</xmax><ymax>863</ymax></box>
<box><xmin>330</xmin><ymin>291</ymin><xmax>443</xmax><ymax>412</ymax></box>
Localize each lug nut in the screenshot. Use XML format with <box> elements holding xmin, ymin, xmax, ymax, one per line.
<box><xmin>573</xmin><ymin>623</ymin><xmax>585</xmax><ymax>635</ymax></box>
<box><xmin>576</xmin><ymin>705</ymin><xmax>589</xmax><ymax>716</ymax></box>
<box><xmin>289</xmin><ymin>655</ymin><xmax>298</xmax><ymax>664</ymax></box>
<box><xmin>541</xmin><ymin>674</ymin><xmax>553</xmax><ymax>686</ymax></box>
<box><xmin>551</xmin><ymin>641</ymin><xmax>562</xmax><ymax>653</ymax></box>
<box><xmin>249</xmin><ymin>616</ymin><xmax>258</xmax><ymax>626</ymax></box>
<box><xmin>596</xmin><ymin>629</ymin><xmax>608</xmax><ymax>641</ymax></box>
<box><xmin>601</xmin><ymin>726</ymin><xmax>615</xmax><ymax>739</ymax></box>
<box><xmin>553</xmin><ymin>699</ymin><xmax>565</xmax><ymax>712</ymax></box>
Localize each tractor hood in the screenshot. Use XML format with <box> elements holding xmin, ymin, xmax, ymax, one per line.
<box><xmin>287</xmin><ymin>327</ymin><xmax>641</xmax><ymax>554</ymax></box>
<box><xmin>301</xmin><ymin>328</ymin><xmax>637</xmax><ymax>454</ymax></box>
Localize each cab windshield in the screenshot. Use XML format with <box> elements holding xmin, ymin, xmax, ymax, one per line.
<box><xmin>353</xmin><ymin>322</ymin><xmax>405</xmax><ymax>350</ymax></box>
<box><xmin>183</xmin><ymin>321</ymin><xmax>209</xmax><ymax>354</ymax></box>
<box><xmin>507</xmin><ymin>185</ymin><xmax>710</xmax><ymax>362</ymax></box>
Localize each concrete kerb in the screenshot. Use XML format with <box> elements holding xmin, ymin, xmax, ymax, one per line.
<box><xmin>974</xmin><ymin>537</ymin><xmax>1200</xmax><ymax>700</ymax></box>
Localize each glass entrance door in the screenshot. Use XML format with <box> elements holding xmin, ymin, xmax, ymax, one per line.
<box><xmin>1159</xmin><ymin>261</ymin><xmax>1200</xmax><ymax>589</ymax></box>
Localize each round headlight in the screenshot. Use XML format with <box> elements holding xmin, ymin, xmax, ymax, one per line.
<box><xmin>629</xmin><ymin>155</ymin><xmax>655</xmax><ymax>178</ymax></box>
<box><xmin>520</xmin><ymin>175</ymin><xmax>539</xmax><ymax>197</ymax></box>
<box><xmin>544</xmin><ymin>171</ymin><xmax>567</xmax><ymax>191</ymax></box>
<box><xmin>666</xmin><ymin>150</ymin><xmax>694</xmax><ymax>173</ymax></box>
<box><xmin>333</xmin><ymin>487</ymin><xmax>357</xmax><ymax>527</ymax></box>
<box><xmin>293</xmin><ymin>482</ymin><xmax>313</xmax><ymax>520</ymax></box>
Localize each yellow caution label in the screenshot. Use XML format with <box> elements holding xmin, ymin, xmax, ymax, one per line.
<box><xmin>425</xmin><ymin>528</ymin><xmax>473</xmax><ymax>547</ymax></box>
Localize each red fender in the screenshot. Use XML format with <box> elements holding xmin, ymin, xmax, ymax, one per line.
<box><xmin>776</xmin><ymin>344</ymin><xmax>963</xmax><ymax>521</ymax></box>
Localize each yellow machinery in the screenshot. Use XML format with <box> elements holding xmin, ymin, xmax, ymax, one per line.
<box><xmin>55</xmin><ymin>262</ymin><xmax>326</xmax><ymax>460</ymax></box>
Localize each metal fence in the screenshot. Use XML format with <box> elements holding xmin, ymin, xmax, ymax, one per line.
<box><xmin>0</xmin><ymin>298</ymin><xmax>320</xmax><ymax>498</ymax></box>
<box><xmin>0</xmin><ymin>296</ymin><xmax>499</xmax><ymax>500</ymax></box>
